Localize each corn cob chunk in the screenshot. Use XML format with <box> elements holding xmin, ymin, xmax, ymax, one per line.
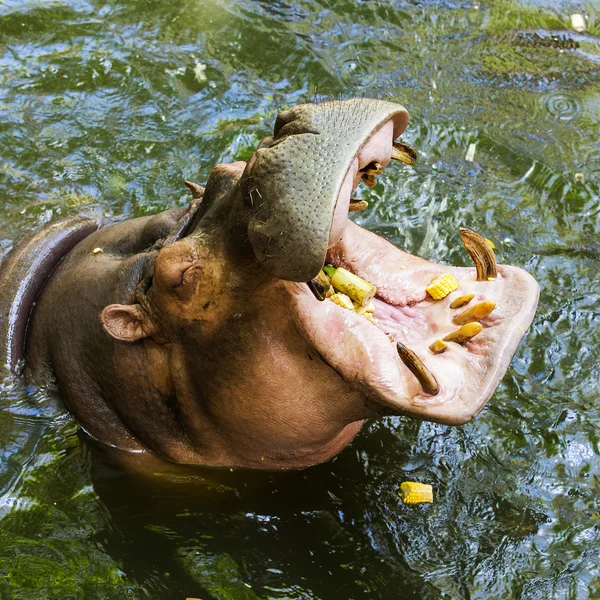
<box><xmin>399</xmin><ymin>482</ymin><xmax>433</xmax><ymax>504</ymax></box>
<box><xmin>426</xmin><ymin>273</ymin><xmax>459</xmax><ymax>300</ymax></box>
<box><xmin>429</xmin><ymin>339</ymin><xmax>447</xmax><ymax>354</ymax></box>
<box><xmin>325</xmin><ymin>266</ymin><xmax>377</xmax><ymax>306</ymax></box>
<box><xmin>328</xmin><ymin>292</ymin><xmax>354</xmax><ymax>310</ymax></box>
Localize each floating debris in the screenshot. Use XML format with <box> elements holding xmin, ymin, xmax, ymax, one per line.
<box><xmin>465</xmin><ymin>143</ymin><xmax>477</xmax><ymax>162</ymax></box>
<box><xmin>570</xmin><ymin>14</ymin><xmax>586</xmax><ymax>32</ymax></box>
<box><xmin>193</xmin><ymin>61</ymin><xmax>207</xmax><ymax>83</ymax></box>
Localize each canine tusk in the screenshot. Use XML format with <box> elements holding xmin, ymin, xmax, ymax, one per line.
<box><xmin>459</xmin><ymin>227</ymin><xmax>498</xmax><ymax>281</ymax></box>
<box><xmin>391</xmin><ymin>142</ymin><xmax>417</xmax><ymax>166</ymax></box>
<box><xmin>396</xmin><ymin>342</ymin><xmax>439</xmax><ymax>396</ymax></box>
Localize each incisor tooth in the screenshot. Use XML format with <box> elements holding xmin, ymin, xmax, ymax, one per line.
<box><xmin>391</xmin><ymin>142</ymin><xmax>418</xmax><ymax>166</ymax></box>
<box><xmin>449</xmin><ymin>293</ymin><xmax>475</xmax><ymax>309</ymax></box>
<box><xmin>363</xmin><ymin>161</ymin><xmax>383</xmax><ymax>175</ymax></box>
<box><xmin>429</xmin><ymin>340</ymin><xmax>448</xmax><ymax>354</ymax></box>
<box><xmin>443</xmin><ymin>322</ymin><xmax>483</xmax><ymax>344</ymax></box>
<box><xmin>349</xmin><ymin>199</ymin><xmax>369</xmax><ymax>212</ymax></box>
<box><xmin>362</xmin><ymin>173</ymin><xmax>377</xmax><ymax>188</ymax></box>
<box><xmin>453</xmin><ymin>300</ymin><xmax>495</xmax><ymax>325</ymax></box>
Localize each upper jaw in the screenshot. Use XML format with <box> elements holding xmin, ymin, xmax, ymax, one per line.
<box><xmin>288</xmin><ymin>221</ymin><xmax>539</xmax><ymax>425</ymax></box>
<box><xmin>244</xmin><ymin>98</ymin><xmax>410</xmax><ymax>282</ymax></box>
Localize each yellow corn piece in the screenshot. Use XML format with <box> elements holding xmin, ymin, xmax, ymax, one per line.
<box><xmin>399</xmin><ymin>481</ymin><xmax>433</xmax><ymax>504</ymax></box>
<box><xmin>328</xmin><ymin>292</ymin><xmax>354</xmax><ymax>310</ymax></box>
<box><xmin>426</xmin><ymin>273</ymin><xmax>459</xmax><ymax>300</ymax></box>
<box><xmin>353</xmin><ymin>301</ymin><xmax>375</xmax><ymax>315</ymax></box>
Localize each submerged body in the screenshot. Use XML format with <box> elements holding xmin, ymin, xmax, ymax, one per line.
<box><xmin>1</xmin><ymin>99</ymin><xmax>539</xmax><ymax>469</ymax></box>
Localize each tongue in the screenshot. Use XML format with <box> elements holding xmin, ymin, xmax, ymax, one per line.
<box><xmin>290</xmin><ymin>221</ymin><xmax>539</xmax><ymax>425</ymax></box>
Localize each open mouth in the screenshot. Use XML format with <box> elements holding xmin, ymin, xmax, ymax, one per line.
<box><xmin>286</xmin><ymin>115</ymin><xmax>539</xmax><ymax>425</ymax></box>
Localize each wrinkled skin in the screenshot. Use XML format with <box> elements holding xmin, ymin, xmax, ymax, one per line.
<box><xmin>20</xmin><ymin>99</ymin><xmax>538</xmax><ymax>470</ymax></box>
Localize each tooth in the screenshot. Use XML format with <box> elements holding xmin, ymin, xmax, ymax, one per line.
<box><xmin>429</xmin><ymin>340</ymin><xmax>448</xmax><ymax>354</ymax></box>
<box><xmin>453</xmin><ymin>300</ymin><xmax>495</xmax><ymax>326</ymax></box>
<box><xmin>362</xmin><ymin>173</ymin><xmax>377</xmax><ymax>188</ymax></box>
<box><xmin>306</xmin><ymin>269</ymin><xmax>332</xmax><ymax>301</ymax></box>
<box><xmin>363</xmin><ymin>161</ymin><xmax>383</xmax><ymax>176</ymax></box>
<box><xmin>349</xmin><ymin>199</ymin><xmax>369</xmax><ymax>212</ymax></box>
<box><xmin>396</xmin><ymin>342</ymin><xmax>439</xmax><ymax>396</ymax></box>
<box><xmin>391</xmin><ymin>142</ymin><xmax>417</xmax><ymax>166</ymax></box>
<box><xmin>449</xmin><ymin>293</ymin><xmax>475</xmax><ymax>309</ymax></box>
<box><xmin>459</xmin><ymin>227</ymin><xmax>498</xmax><ymax>281</ymax></box>
<box><xmin>443</xmin><ymin>322</ymin><xmax>483</xmax><ymax>344</ymax></box>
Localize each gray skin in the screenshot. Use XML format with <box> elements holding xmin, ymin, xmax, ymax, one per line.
<box><xmin>2</xmin><ymin>99</ymin><xmax>539</xmax><ymax>470</ymax></box>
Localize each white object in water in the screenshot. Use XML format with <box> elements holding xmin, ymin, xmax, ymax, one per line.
<box><xmin>570</xmin><ymin>14</ymin><xmax>586</xmax><ymax>32</ymax></box>
<box><xmin>465</xmin><ymin>143</ymin><xmax>477</xmax><ymax>162</ymax></box>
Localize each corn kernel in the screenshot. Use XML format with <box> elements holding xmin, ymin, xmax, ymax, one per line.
<box><xmin>328</xmin><ymin>293</ymin><xmax>354</xmax><ymax>310</ymax></box>
<box><xmin>426</xmin><ymin>273</ymin><xmax>459</xmax><ymax>300</ymax></box>
<box><xmin>399</xmin><ymin>481</ymin><xmax>433</xmax><ymax>504</ymax></box>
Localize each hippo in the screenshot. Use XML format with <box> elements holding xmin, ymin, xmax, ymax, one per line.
<box><xmin>0</xmin><ymin>99</ymin><xmax>539</xmax><ymax>470</ymax></box>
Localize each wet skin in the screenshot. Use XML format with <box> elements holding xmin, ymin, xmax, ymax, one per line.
<box><xmin>6</xmin><ymin>99</ymin><xmax>538</xmax><ymax>470</ymax></box>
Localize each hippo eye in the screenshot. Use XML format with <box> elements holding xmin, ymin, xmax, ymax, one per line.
<box><xmin>134</xmin><ymin>272</ymin><xmax>153</xmax><ymax>305</ymax></box>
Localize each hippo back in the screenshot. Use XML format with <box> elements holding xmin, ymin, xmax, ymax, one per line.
<box><xmin>0</xmin><ymin>217</ymin><xmax>99</xmax><ymax>376</ymax></box>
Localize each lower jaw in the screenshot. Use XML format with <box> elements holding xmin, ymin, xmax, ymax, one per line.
<box><xmin>253</xmin><ymin>420</ymin><xmax>365</xmax><ymax>471</ymax></box>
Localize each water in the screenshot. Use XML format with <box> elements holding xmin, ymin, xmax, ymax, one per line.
<box><xmin>1</xmin><ymin>0</ymin><xmax>599</xmax><ymax>597</ymax></box>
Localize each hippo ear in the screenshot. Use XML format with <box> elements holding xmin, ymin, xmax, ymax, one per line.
<box><xmin>100</xmin><ymin>303</ymin><xmax>157</xmax><ymax>342</ymax></box>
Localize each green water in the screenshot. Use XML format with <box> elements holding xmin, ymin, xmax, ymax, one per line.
<box><xmin>1</xmin><ymin>0</ymin><xmax>599</xmax><ymax>597</ymax></box>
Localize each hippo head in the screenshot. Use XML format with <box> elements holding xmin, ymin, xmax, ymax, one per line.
<box><xmin>100</xmin><ymin>99</ymin><xmax>539</xmax><ymax>469</ymax></box>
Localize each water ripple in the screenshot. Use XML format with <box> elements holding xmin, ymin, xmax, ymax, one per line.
<box><xmin>543</xmin><ymin>93</ymin><xmax>582</xmax><ymax>121</ymax></box>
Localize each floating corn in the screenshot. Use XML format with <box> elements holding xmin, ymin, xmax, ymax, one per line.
<box><xmin>443</xmin><ymin>322</ymin><xmax>482</xmax><ymax>344</ymax></box>
<box><xmin>324</xmin><ymin>266</ymin><xmax>377</xmax><ymax>306</ymax></box>
<box><xmin>449</xmin><ymin>293</ymin><xmax>474</xmax><ymax>309</ymax></box>
<box><xmin>426</xmin><ymin>273</ymin><xmax>459</xmax><ymax>300</ymax></box>
<box><xmin>399</xmin><ymin>481</ymin><xmax>433</xmax><ymax>504</ymax></box>
<box><xmin>429</xmin><ymin>339</ymin><xmax>447</xmax><ymax>354</ymax></box>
